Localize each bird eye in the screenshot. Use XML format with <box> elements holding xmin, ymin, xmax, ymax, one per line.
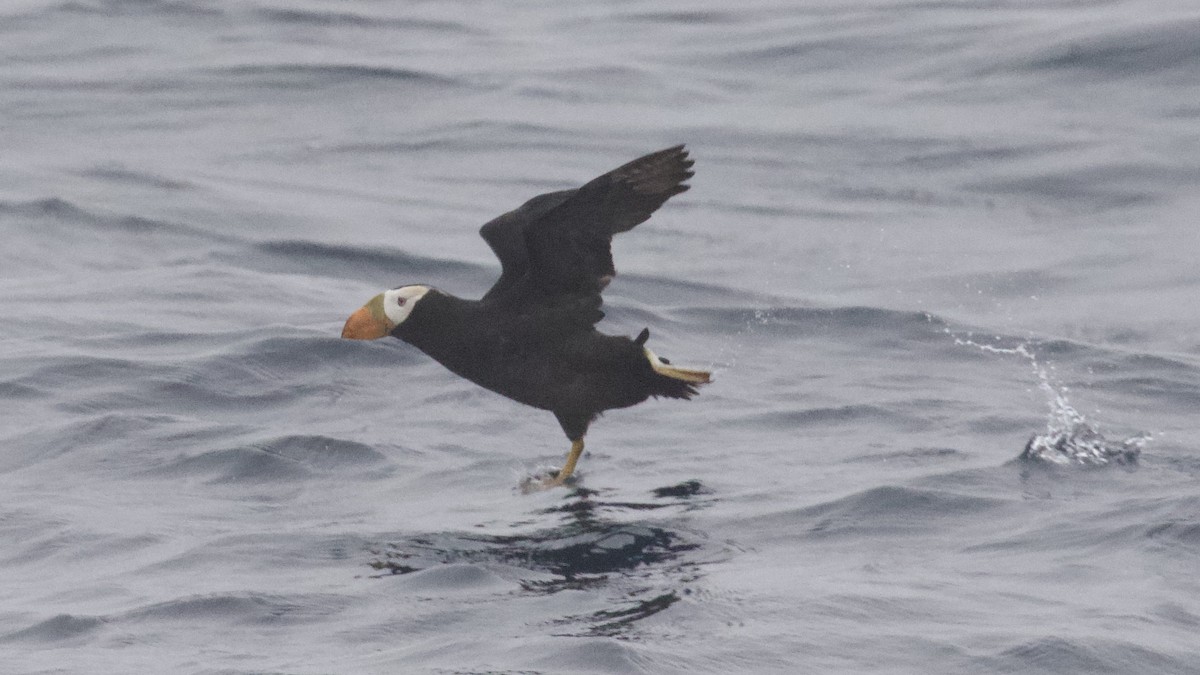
<box><xmin>396</xmin><ymin>297</ymin><xmax>406</xmax><ymax>306</ymax></box>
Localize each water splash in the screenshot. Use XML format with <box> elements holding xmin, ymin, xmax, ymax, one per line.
<box><xmin>932</xmin><ymin>316</ymin><xmax>1146</xmax><ymax>466</ymax></box>
<box><xmin>711</xmin><ymin>307</ymin><xmax>774</xmax><ymax>373</ymax></box>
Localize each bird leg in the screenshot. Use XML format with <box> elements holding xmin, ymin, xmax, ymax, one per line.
<box><xmin>545</xmin><ymin>438</ymin><xmax>585</xmax><ymax>487</ymax></box>
<box><xmin>558</xmin><ymin>438</ymin><xmax>585</xmax><ymax>481</ymax></box>
<box><xmin>519</xmin><ymin>438</ymin><xmax>587</xmax><ymax>493</ymax></box>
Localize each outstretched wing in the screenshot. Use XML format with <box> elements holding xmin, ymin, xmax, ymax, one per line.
<box><xmin>479</xmin><ymin>145</ymin><xmax>693</xmax><ymax>302</ymax></box>
<box><xmin>478</xmin><ymin>190</ymin><xmax>575</xmax><ymax>301</ymax></box>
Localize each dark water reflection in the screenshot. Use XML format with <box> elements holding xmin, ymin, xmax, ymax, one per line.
<box><xmin>368</xmin><ymin>481</ymin><xmax>718</xmax><ymax>635</ymax></box>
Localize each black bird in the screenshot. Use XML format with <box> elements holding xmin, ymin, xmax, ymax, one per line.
<box><xmin>341</xmin><ymin>145</ymin><xmax>711</xmax><ymax>488</ymax></box>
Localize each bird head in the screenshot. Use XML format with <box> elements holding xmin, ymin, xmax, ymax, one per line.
<box><xmin>341</xmin><ymin>285</ymin><xmax>431</xmax><ymax>340</ymax></box>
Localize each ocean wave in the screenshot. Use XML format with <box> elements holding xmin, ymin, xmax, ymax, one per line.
<box><xmin>7</xmin><ymin>329</ymin><xmax>422</xmax><ymax>425</ymax></box>
<box><xmin>144</xmin><ymin>434</ymin><xmax>390</xmax><ymax>483</ymax></box>
<box><xmin>123</xmin><ymin>592</ymin><xmax>347</xmax><ymax>624</ymax></box>
<box><xmin>966</xmin><ymin>414</ymin><xmax>1036</xmax><ymax>435</ymax></box>
<box><xmin>0</xmin><ymin>412</ymin><xmax>185</xmax><ymax>473</ymax></box>
<box><xmin>965</xmin><ymin>167</ymin><xmax>1162</xmax><ymax>209</ymax></box>
<box><xmin>20</xmin><ymin>349</ymin><xmax>330</xmax><ymax>417</ymax></box>
<box><xmin>845</xmin><ymin>446</ymin><xmax>969</xmax><ymax>465</ymax></box>
<box><xmin>20</xmin><ymin>355</ymin><xmax>166</xmax><ymax>391</ymax></box>
<box><xmin>253</xmin><ymin>7</ymin><xmax>475</xmax><ymax>34</ymax></box>
<box><xmin>0</xmin><ymin>196</ymin><xmax>93</xmax><ymax>220</ymax></box>
<box><xmin>214</xmin><ymin>63</ymin><xmax>460</xmax><ymax>89</ymax></box>
<box><xmin>672</xmin><ymin>304</ymin><xmax>940</xmax><ymax>339</ymax></box>
<box><xmin>133</xmin><ymin>376</ymin><xmax>328</xmax><ymax>415</ymax></box>
<box><xmin>1146</xmin><ymin>520</ymin><xmax>1200</xmax><ymax>551</ymax></box>
<box><xmin>149</xmin><ymin>442</ymin><xmax>315</xmax><ymax>485</ymax></box>
<box><xmin>317</xmin><ymin>120</ymin><xmax>588</xmax><ymax>159</ymax></box>
<box><xmin>247</xmin><ymin>239</ymin><xmax>484</xmax><ymax>281</ymax></box>
<box><xmin>0</xmin><ymin>613</ymin><xmax>106</xmax><ymax>644</ymax></box>
<box><xmin>0</xmin><ymin>591</ymin><xmax>348</xmax><ymax>648</ymax></box>
<box><xmin>815</xmin><ymin>484</ymin><xmax>1006</xmax><ymax>528</ymax></box>
<box><xmin>0</xmin><ymin>196</ymin><xmax>217</xmax><ymax>238</ymax></box>
<box><xmin>228</xmin><ymin>332</ymin><xmax>424</xmax><ymax>370</ymax></box>
<box><xmin>1022</xmin><ymin>18</ymin><xmax>1200</xmax><ymax>80</ymax></box>
<box><xmin>1093</xmin><ymin>375</ymin><xmax>1200</xmax><ymax>409</ymax></box>
<box><xmin>615</xmin><ymin>10</ymin><xmax>736</xmax><ymax>26</ymax></box>
<box><xmin>988</xmin><ymin>636</ymin><xmax>1196</xmax><ymax>675</ymax></box>
<box><xmin>737</xmin><ymin>485</ymin><xmax>1009</xmax><ymax>541</ymax></box>
<box><xmin>0</xmin><ymin>380</ymin><xmax>46</xmax><ymax>400</ymax></box>
<box><xmin>57</xmin><ymin>0</ymin><xmax>222</xmax><ymax>18</ymax></box>
<box><xmin>388</xmin><ymin>563</ymin><xmax>514</xmax><ymax>592</ymax></box>
<box><xmin>74</xmin><ymin>165</ymin><xmax>192</xmax><ymax>190</ymax></box>
<box><xmin>734</xmin><ymin>403</ymin><xmax>918</xmax><ymax>430</ymax></box>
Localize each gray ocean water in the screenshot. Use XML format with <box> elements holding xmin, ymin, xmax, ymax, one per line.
<box><xmin>3</xmin><ymin>1</ymin><xmax>1200</xmax><ymax>673</ymax></box>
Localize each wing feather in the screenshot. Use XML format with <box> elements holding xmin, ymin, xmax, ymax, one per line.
<box><xmin>478</xmin><ymin>145</ymin><xmax>693</xmax><ymax>303</ymax></box>
<box><xmin>479</xmin><ymin>190</ymin><xmax>573</xmax><ymax>300</ymax></box>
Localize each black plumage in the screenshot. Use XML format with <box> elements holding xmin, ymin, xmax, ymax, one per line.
<box><xmin>343</xmin><ymin>145</ymin><xmax>710</xmax><ymax>487</ymax></box>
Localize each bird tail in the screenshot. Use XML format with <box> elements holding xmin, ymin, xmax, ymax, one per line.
<box><xmin>645</xmin><ymin>347</ymin><xmax>711</xmax><ymax>400</ymax></box>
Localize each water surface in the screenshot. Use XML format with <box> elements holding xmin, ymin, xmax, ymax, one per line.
<box><xmin>3</xmin><ymin>1</ymin><xmax>1200</xmax><ymax>673</ymax></box>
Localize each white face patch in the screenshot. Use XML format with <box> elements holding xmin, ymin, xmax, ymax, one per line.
<box><xmin>381</xmin><ymin>285</ymin><xmax>431</xmax><ymax>326</ymax></box>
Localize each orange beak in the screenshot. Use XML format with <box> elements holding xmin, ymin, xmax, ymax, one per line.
<box><xmin>341</xmin><ymin>303</ymin><xmax>391</xmax><ymax>340</ymax></box>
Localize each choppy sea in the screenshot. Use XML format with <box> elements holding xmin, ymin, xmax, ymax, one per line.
<box><xmin>3</xmin><ymin>1</ymin><xmax>1200</xmax><ymax>673</ymax></box>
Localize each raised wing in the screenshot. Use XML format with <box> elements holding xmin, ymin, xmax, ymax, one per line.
<box><xmin>478</xmin><ymin>190</ymin><xmax>574</xmax><ymax>301</ymax></box>
<box><xmin>479</xmin><ymin>145</ymin><xmax>693</xmax><ymax>302</ymax></box>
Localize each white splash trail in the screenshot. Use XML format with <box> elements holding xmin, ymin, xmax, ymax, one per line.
<box><xmin>929</xmin><ymin>314</ymin><xmax>1146</xmax><ymax>466</ymax></box>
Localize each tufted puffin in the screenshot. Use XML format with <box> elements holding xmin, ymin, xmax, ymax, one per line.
<box><xmin>341</xmin><ymin>145</ymin><xmax>710</xmax><ymax>488</ymax></box>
